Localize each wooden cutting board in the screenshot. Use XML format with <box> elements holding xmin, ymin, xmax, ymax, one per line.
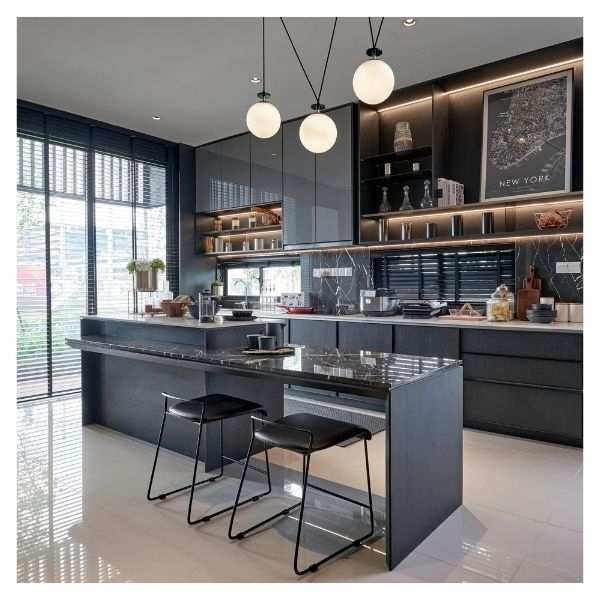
<box><xmin>516</xmin><ymin>265</ymin><xmax>541</xmax><ymax>320</ymax></box>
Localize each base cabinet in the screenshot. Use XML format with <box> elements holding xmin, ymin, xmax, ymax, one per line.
<box><xmin>393</xmin><ymin>325</ymin><xmax>460</xmax><ymax>359</ymax></box>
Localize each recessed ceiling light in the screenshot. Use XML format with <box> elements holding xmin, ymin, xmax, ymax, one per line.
<box><xmin>270</xmin><ymin>152</ymin><xmax>278</xmax><ymax>156</ymax></box>
<box><xmin>250</xmin><ymin>76</ymin><xmax>261</xmax><ymax>83</ymax></box>
<box><xmin>152</xmin><ymin>115</ymin><xmax>161</xmax><ymax>120</ymax></box>
<box><xmin>403</xmin><ymin>18</ymin><xmax>416</xmax><ymax>27</ymax></box>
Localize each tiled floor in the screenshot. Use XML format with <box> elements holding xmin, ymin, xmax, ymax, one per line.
<box><xmin>16</xmin><ymin>395</ymin><xmax>583</xmax><ymax>583</ymax></box>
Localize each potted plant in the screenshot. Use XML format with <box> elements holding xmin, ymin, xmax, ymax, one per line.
<box><xmin>211</xmin><ymin>279</ymin><xmax>224</xmax><ymax>298</ymax></box>
<box><xmin>126</xmin><ymin>258</ymin><xmax>166</xmax><ymax>292</ymax></box>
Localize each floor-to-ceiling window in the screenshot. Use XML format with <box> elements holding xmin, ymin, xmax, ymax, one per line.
<box><xmin>16</xmin><ymin>105</ymin><xmax>177</xmax><ymax>402</ymax></box>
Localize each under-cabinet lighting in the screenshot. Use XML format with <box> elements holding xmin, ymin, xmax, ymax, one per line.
<box><xmin>213</xmin><ymin>230</ymin><xmax>282</xmax><ymax>238</ymax></box>
<box><xmin>377</xmin><ymin>96</ymin><xmax>432</xmax><ymax>113</ymax></box>
<box><xmin>205</xmin><ymin>207</ymin><xmax>282</xmax><ymax>220</ymax></box>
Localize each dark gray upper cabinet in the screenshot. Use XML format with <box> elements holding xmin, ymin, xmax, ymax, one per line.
<box><xmin>315</xmin><ymin>105</ymin><xmax>354</xmax><ymax>243</ymax></box>
<box><xmin>221</xmin><ymin>134</ymin><xmax>251</xmax><ymax>208</ymax></box>
<box><xmin>195</xmin><ymin>141</ymin><xmax>222</xmax><ymax>212</ymax></box>
<box><xmin>251</xmin><ymin>130</ymin><xmax>282</xmax><ymax>205</ymax></box>
<box><xmin>282</xmin><ymin>118</ymin><xmax>316</xmax><ymax>246</ymax></box>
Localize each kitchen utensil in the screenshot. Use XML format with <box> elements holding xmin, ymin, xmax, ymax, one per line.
<box><xmin>526</xmin><ymin>310</ymin><xmax>557</xmax><ymax>324</ymax></box>
<box><xmin>568</xmin><ymin>303</ymin><xmax>583</xmax><ymax>323</ymax></box>
<box><xmin>247</xmin><ymin>334</ymin><xmax>262</xmax><ymax>349</ymax></box>
<box><xmin>258</xmin><ymin>335</ymin><xmax>276</xmax><ymax>350</ymax></box>
<box><xmin>359</xmin><ymin>289</ymin><xmax>400</xmax><ymax>317</ymax></box>
<box><xmin>199</xmin><ymin>292</ymin><xmax>217</xmax><ymax>322</ymax></box>
<box><xmin>242</xmin><ymin>346</ymin><xmax>295</xmax><ymax>356</ymax></box>
<box><xmin>555</xmin><ymin>303</ymin><xmax>569</xmax><ymax>322</ymax></box>
<box><xmin>533</xmin><ymin>209</ymin><xmax>572</xmax><ymax>230</ymax></box>
<box><xmin>264</xmin><ymin>321</ymin><xmax>286</xmax><ymax>347</ymax></box>
<box><xmin>161</xmin><ymin>300</ymin><xmax>188</xmax><ymax>317</ymax></box>
<box><xmin>274</xmin><ymin>304</ymin><xmax>316</xmax><ymax>314</ymax></box>
<box><xmin>516</xmin><ymin>265</ymin><xmax>541</xmax><ymax>320</ymax></box>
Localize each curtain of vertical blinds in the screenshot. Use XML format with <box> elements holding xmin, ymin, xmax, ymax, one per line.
<box><xmin>17</xmin><ymin>103</ymin><xmax>178</xmax><ymax>400</ymax></box>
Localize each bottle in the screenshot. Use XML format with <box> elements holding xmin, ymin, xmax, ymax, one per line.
<box><xmin>399</xmin><ymin>185</ymin><xmax>414</xmax><ymax>212</ymax></box>
<box><xmin>378</xmin><ymin>186</ymin><xmax>391</xmax><ymax>213</ymax></box>
<box><xmin>420</xmin><ymin>179</ymin><xmax>434</xmax><ymax>209</ymax></box>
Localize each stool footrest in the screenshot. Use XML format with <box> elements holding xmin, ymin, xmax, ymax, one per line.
<box><xmin>229</xmin><ymin>501</ymin><xmax>302</xmax><ymax>539</ymax></box>
<box><xmin>148</xmin><ymin>472</ymin><xmax>225</xmax><ymax>502</ymax></box>
<box><xmin>188</xmin><ymin>488</ymin><xmax>271</xmax><ymax>526</ymax></box>
<box><xmin>306</xmin><ymin>482</ymin><xmax>372</xmax><ymax>511</ymax></box>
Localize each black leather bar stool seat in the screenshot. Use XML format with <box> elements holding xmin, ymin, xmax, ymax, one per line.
<box><xmin>168</xmin><ymin>394</ymin><xmax>265</xmax><ymax>423</ymax></box>
<box><xmin>147</xmin><ymin>392</ymin><xmax>271</xmax><ymax>526</ymax></box>
<box><xmin>255</xmin><ymin>413</ymin><xmax>371</xmax><ymax>453</ymax></box>
<box><xmin>229</xmin><ymin>412</ymin><xmax>375</xmax><ymax>576</ymax></box>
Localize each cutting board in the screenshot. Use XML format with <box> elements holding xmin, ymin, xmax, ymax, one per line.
<box><xmin>516</xmin><ymin>265</ymin><xmax>541</xmax><ymax>320</ymax></box>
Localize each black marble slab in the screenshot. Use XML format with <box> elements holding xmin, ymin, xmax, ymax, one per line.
<box><xmin>66</xmin><ymin>335</ymin><xmax>460</xmax><ymax>395</ymax></box>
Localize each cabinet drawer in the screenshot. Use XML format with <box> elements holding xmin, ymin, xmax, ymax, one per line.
<box><xmin>393</xmin><ymin>325</ymin><xmax>460</xmax><ymax>359</ymax></box>
<box><xmin>464</xmin><ymin>380</ymin><xmax>582</xmax><ymax>438</ymax></box>
<box><xmin>338</xmin><ymin>321</ymin><xmax>392</xmax><ymax>353</ymax></box>
<box><xmin>288</xmin><ymin>319</ymin><xmax>336</xmax><ymax>347</ymax></box>
<box><xmin>461</xmin><ymin>329</ymin><xmax>582</xmax><ymax>361</ymax></box>
<box><xmin>463</xmin><ymin>353</ymin><xmax>582</xmax><ymax>390</ymax></box>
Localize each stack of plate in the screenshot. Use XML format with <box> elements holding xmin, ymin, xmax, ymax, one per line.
<box><xmin>526</xmin><ymin>303</ymin><xmax>557</xmax><ymax>324</ymax></box>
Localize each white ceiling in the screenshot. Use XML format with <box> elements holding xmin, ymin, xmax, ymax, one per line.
<box><xmin>17</xmin><ymin>17</ymin><xmax>583</xmax><ymax>146</ymax></box>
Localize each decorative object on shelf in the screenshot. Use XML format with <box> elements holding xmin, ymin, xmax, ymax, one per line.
<box><xmin>211</xmin><ymin>280</ymin><xmax>224</xmax><ymax>298</ymax></box>
<box><xmin>377</xmin><ymin>218</ymin><xmax>389</xmax><ymax>242</ymax></box>
<box><xmin>269</xmin><ymin>238</ymin><xmax>279</xmax><ymax>249</ymax></box>
<box><xmin>224</xmin><ymin>240</ymin><xmax>233</xmax><ymax>252</ymax></box>
<box><xmin>384</xmin><ymin>162</ymin><xmax>391</xmax><ymax>176</ymax></box>
<box><xmin>399</xmin><ymin>185</ymin><xmax>414</xmax><ymax>212</ymax></box>
<box><xmin>534</xmin><ymin>209</ymin><xmax>572</xmax><ymax>230</ymax></box>
<box><xmin>213</xmin><ymin>238</ymin><xmax>223</xmax><ymax>253</ymax></box>
<box><xmin>568</xmin><ymin>302</ymin><xmax>583</xmax><ymax>323</ymax></box>
<box><xmin>352</xmin><ymin>17</ymin><xmax>394</xmax><ymax>105</ymax></box>
<box><xmin>438</xmin><ymin>178</ymin><xmax>464</xmax><ymax>207</ymax></box>
<box><xmin>516</xmin><ymin>265</ymin><xmax>540</xmax><ymax>320</ymax></box>
<box><xmin>204</xmin><ymin>237</ymin><xmax>215</xmax><ymax>253</ymax></box>
<box><xmin>481</xmin><ymin>211</ymin><xmax>495</xmax><ymax>234</ymax></box>
<box><xmin>555</xmin><ymin>302</ymin><xmax>569</xmax><ymax>322</ymax></box>
<box><xmin>281</xmin><ymin>17</ymin><xmax>338</xmax><ymax>153</ymax></box>
<box><xmin>248</xmin><ymin>214</ymin><xmax>257</xmax><ymax>228</ymax></box>
<box><xmin>253</xmin><ymin>238</ymin><xmax>264</xmax><ymax>250</ymax></box>
<box><xmin>400</xmin><ymin>222</ymin><xmax>412</xmax><ymax>240</ymax></box>
<box><xmin>378</xmin><ymin>185</ymin><xmax>391</xmax><ymax>213</ymax></box>
<box><xmin>486</xmin><ymin>283</ymin><xmax>515</xmax><ymax>322</ymax></box>
<box><xmin>425</xmin><ymin>223</ymin><xmax>438</xmax><ymax>238</ymax></box>
<box><xmin>246</xmin><ymin>18</ymin><xmax>281</xmax><ymax>139</ymax></box>
<box><xmin>420</xmin><ymin>179</ymin><xmax>435</xmax><ymax>209</ymax></box>
<box><xmin>480</xmin><ymin>69</ymin><xmax>573</xmax><ymax>202</ymax></box>
<box><xmin>214</xmin><ymin>218</ymin><xmax>223</xmax><ymax>231</ymax></box>
<box><xmin>393</xmin><ymin>121</ymin><xmax>413</xmax><ymax>153</ymax></box>
<box><xmin>451</xmin><ymin>215</ymin><xmax>463</xmax><ymax>237</ymax></box>
<box><xmin>231</xmin><ymin>218</ymin><xmax>240</xmax><ymax>230</ymax></box>
<box><xmin>242</xmin><ymin>239</ymin><xmax>250</xmax><ymax>251</ymax></box>
<box><xmin>126</xmin><ymin>258</ymin><xmax>165</xmax><ymax>292</ymax></box>
<box><xmin>412</xmin><ymin>162</ymin><xmax>420</xmax><ymax>173</ymax></box>
<box><xmin>439</xmin><ymin>303</ymin><xmax>485</xmax><ymax>321</ymax></box>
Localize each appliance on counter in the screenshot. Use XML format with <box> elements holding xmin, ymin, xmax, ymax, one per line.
<box><xmin>199</xmin><ymin>290</ymin><xmax>217</xmax><ymax>322</ymax></box>
<box><xmin>401</xmin><ymin>300</ymin><xmax>446</xmax><ymax>319</ymax></box>
<box><xmin>359</xmin><ymin>288</ymin><xmax>401</xmax><ymax>317</ymax></box>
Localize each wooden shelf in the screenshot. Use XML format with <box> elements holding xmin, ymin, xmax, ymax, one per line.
<box><xmin>198</xmin><ymin>224</ymin><xmax>281</xmax><ymax>237</ymax></box>
<box><xmin>361</xmin><ymin>146</ymin><xmax>432</xmax><ymax>164</ymax></box>
<box><xmin>361</xmin><ymin>170</ymin><xmax>432</xmax><ymax>185</ymax></box>
<box><xmin>203</xmin><ymin>247</ymin><xmax>285</xmax><ymax>256</ymax></box>
<box><xmin>196</xmin><ymin>201</ymin><xmax>282</xmax><ymax>217</ymax></box>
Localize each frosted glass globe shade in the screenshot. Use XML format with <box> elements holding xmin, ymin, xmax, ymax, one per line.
<box><xmin>246</xmin><ymin>101</ymin><xmax>281</xmax><ymax>138</ymax></box>
<box><xmin>299</xmin><ymin>112</ymin><xmax>337</xmax><ymax>153</ymax></box>
<box><xmin>352</xmin><ymin>58</ymin><xmax>395</xmax><ymax>105</ymax></box>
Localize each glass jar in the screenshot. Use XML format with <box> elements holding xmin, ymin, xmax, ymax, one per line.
<box><xmin>231</xmin><ymin>218</ymin><xmax>240</xmax><ymax>230</ymax></box>
<box><xmin>248</xmin><ymin>214</ymin><xmax>257</xmax><ymax>228</ymax></box>
<box><xmin>486</xmin><ymin>284</ymin><xmax>515</xmax><ymax>321</ymax></box>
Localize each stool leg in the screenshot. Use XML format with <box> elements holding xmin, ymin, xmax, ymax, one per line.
<box><xmin>147</xmin><ymin>410</ymin><xmax>167</xmax><ymax>501</ymax></box>
<box><xmin>364</xmin><ymin>438</ymin><xmax>375</xmax><ymax>539</ymax></box>
<box><xmin>293</xmin><ymin>452</ymin><xmax>313</xmax><ymax>576</ymax></box>
<box><xmin>187</xmin><ymin>422</ymin><xmax>205</xmax><ymax>525</ymax></box>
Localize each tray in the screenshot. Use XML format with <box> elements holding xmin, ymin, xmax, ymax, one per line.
<box><xmin>223</xmin><ymin>315</ymin><xmax>258</xmax><ymax>321</ymax></box>
<box><xmin>438</xmin><ymin>302</ymin><xmax>486</xmax><ymax>321</ymax></box>
<box><xmin>241</xmin><ymin>346</ymin><xmax>296</xmax><ymax>356</ymax></box>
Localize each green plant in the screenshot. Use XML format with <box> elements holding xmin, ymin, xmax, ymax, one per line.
<box><xmin>125</xmin><ymin>258</ymin><xmax>165</xmax><ymax>274</ymax></box>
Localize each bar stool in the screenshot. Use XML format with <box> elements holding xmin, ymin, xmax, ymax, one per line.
<box><xmin>147</xmin><ymin>392</ymin><xmax>271</xmax><ymax>525</ymax></box>
<box><xmin>228</xmin><ymin>413</ymin><xmax>374</xmax><ymax>576</ymax></box>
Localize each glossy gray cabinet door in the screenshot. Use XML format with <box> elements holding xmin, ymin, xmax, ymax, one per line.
<box><xmin>316</xmin><ymin>105</ymin><xmax>354</xmax><ymax>243</ymax></box>
<box><xmin>288</xmin><ymin>319</ymin><xmax>336</xmax><ymax>347</ymax></box>
<box><xmin>195</xmin><ymin>141</ymin><xmax>222</xmax><ymax>212</ymax></box>
<box><xmin>251</xmin><ymin>130</ymin><xmax>282</xmax><ymax>205</ymax></box>
<box><xmin>282</xmin><ymin>119</ymin><xmax>315</xmax><ymax>246</ymax></box>
<box><xmin>338</xmin><ymin>321</ymin><xmax>392</xmax><ymax>353</ymax></box>
<box><xmin>221</xmin><ymin>134</ymin><xmax>251</xmax><ymax>209</ymax></box>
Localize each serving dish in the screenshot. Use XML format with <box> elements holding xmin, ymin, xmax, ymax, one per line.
<box><xmin>161</xmin><ymin>300</ymin><xmax>189</xmax><ymax>317</ymax></box>
<box><xmin>275</xmin><ymin>304</ymin><xmax>316</xmax><ymax>314</ymax></box>
<box><xmin>533</xmin><ymin>209</ymin><xmax>572</xmax><ymax>230</ymax></box>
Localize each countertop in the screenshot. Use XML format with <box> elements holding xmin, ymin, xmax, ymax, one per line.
<box><xmin>67</xmin><ymin>335</ymin><xmax>460</xmax><ymax>393</ymax></box>
<box><xmin>82</xmin><ymin>313</ymin><xmax>268</xmax><ymax>329</ymax></box>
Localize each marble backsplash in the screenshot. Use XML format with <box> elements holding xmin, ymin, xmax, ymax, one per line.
<box><xmin>301</xmin><ymin>235</ymin><xmax>583</xmax><ymax>313</ymax></box>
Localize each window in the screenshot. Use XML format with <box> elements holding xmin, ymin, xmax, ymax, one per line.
<box><xmin>372</xmin><ymin>245</ymin><xmax>516</xmax><ymax>304</ymax></box>
<box><xmin>222</xmin><ymin>261</ymin><xmax>301</xmax><ymax>299</ymax></box>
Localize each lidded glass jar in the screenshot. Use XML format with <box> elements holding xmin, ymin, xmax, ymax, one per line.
<box><xmin>486</xmin><ymin>284</ymin><xmax>515</xmax><ymax>322</ymax></box>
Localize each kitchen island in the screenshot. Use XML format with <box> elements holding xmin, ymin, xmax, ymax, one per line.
<box><xmin>67</xmin><ymin>314</ymin><xmax>463</xmax><ymax>571</ymax></box>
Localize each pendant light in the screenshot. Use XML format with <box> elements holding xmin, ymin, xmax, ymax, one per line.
<box><xmin>246</xmin><ymin>18</ymin><xmax>281</xmax><ymax>138</ymax></box>
<box><xmin>281</xmin><ymin>17</ymin><xmax>338</xmax><ymax>153</ymax></box>
<box><xmin>353</xmin><ymin>17</ymin><xmax>395</xmax><ymax>105</ymax></box>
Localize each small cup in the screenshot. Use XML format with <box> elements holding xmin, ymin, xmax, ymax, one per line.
<box><xmin>555</xmin><ymin>303</ymin><xmax>569</xmax><ymax>322</ymax></box>
<box><xmin>568</xmin><ymin>303</ymin><xmax>583</xmax><ymax>323</ymax></box>
<box><xmin>258</xmin><ymin>335</ymin><xmax>276</xmax><ymax>350</ymax></box>
<box><xmin>247</xmin><ymin>334</ymin><xmax>262</xmax><ymax>349</ymax></box>
<box><xmin>425</xmin><ymin>223</ymin><xmax>437</xmax><ymax>238</ymax></box>
<box><xmin>539</xmin><ymin>297</ymin><xmax>555</xmax><ymax>309</ymax></box>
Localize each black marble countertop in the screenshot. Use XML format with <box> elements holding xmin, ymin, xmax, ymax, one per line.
<box><xmin>66</xmin><ymin>334</ymin><xmax>460</xmax><ymax>394</ymax></box>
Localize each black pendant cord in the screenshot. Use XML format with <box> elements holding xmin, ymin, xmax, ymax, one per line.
<box><xmin>280</xmin><ymin>17</ymin><xmax>338</xmax><ymax>109</ymax></box>
<box><xmin>368</xmin><ymin>17</ymin><xmax>385</xmax><ymax>51</ymax></box>
<box><xmin>261</xmin><ymin>17</ymin><xmax>266</xmax><ymax>96</ymax></box>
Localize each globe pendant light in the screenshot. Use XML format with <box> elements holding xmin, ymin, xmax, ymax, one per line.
<box><xmin>281</xmin><ymin>17</ymin><xmax>338</xmax><ymax>153</ymax></box>
<box><xmin>246</xmin><ymin>18</ymin><xmax>281</xmax><ymax>138</ymax></box>
<box><xmin>353</xmin><ymin>17</ymin><xmax>395</xmax><ymax>105</ymax></box>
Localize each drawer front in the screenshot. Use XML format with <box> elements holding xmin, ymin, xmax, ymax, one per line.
<box><xmin>288</xmin><ymin>319</ymin><xmax>337</xmax><ymax>347</ymax></box>
<box><xmin>393</xmin><ymin>325</ymin><xmax>460</xmax><ymax>359</ymax></box>
<box><xmin>338</xmin><ymin>321</ymin><xmax>393</xmax><ymax>353</ymax></box>
<box><xmin>463</xmin><ymin>353</ymin><xmax>582</xmax><ymax>390</ymax></box>
<box><xmin>461</xmin><ymin>329</ymin><xmax>582</xmax><ymax>361</ymax></box>
<box><xmin>464</xmin><ymin>380</ymin><xmax>582</xmax><ymax>438</ymax></box>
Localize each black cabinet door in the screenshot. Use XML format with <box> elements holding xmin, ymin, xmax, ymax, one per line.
<box><xmin>393</xmin><ymin>325</ymin><xmax>460</xmax><ymax>359</ymax></box>
<box><xmin>251</xmin><ymin>130</ymin><xmax>282</xmax><ymax>205</ymax></box>
<box><xmin>282</xmin><ymin>119</ymin><xmax>315</xmax><ymax>246</ymax></box>
<box><xmin>195</xmin><ymin>142</ymin><xmax>222</xmax><ymax>212</ymax></box>
<box><xmin>315</xmin><ymin>105</ymin><xmax>354</xmax><ymax>243</ymax></box>
<box><xmin>338</xmin><ymin>321</ymin><xmax>392</xmax><ymax>353</ymax></box>
<box><xmin>288</xmin><ymin>319</ymin><xmax>336</xmax><ymax>347</ymax></box>
<box><xmin>221</xmin><ymin>134</ymin><xmax>251</xmax><ymax>209</ymax></box>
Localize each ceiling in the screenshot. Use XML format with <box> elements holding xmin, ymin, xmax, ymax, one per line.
<box><xmin>17</xmin><ymin>17</ymin><xmax>583</xmax><ymax>146</ymax></box>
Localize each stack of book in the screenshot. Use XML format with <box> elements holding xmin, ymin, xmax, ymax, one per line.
<box><xmin>437</xmin><ymin>178</ymin><xmax>464</xmax><ymax>207</ymax></box>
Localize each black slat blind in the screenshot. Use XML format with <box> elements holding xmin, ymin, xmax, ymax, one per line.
<box><xmin>372</xmin><ymin>245</ymin><xmax>515</xmax><ymax>303</ymax></box>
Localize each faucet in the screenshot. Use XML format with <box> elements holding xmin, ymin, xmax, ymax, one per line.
<box><xmin>234</xmin><ymin>279</ymin><xmax>251</xmax><ymax>309</ymax></box>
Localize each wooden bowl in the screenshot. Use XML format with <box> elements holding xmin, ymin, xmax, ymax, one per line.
<box><xmin>161</xmin><ymin>300</ymin><xmax>188</xmax><ymax>317</ymax></box>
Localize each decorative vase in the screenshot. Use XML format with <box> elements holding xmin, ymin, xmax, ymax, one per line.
<box><xmin>378</xmin><ymin>186</ymin><xmax>391</xmax><ymax>213</ymax></box>
<box><xmin>393</xmin><ymin>121</ymin><xmax>413</xmax><ymax>153</ymax></box>
<box><xmin>399</xmin><ymin>185</ymin><xmax>414</xmax><ymax>212</ymax></box>
<box><xmin>135</xmin><ymin>268</ymin><xmax>158</xmax><ymax>292</ymax></box>
<box><xmin>420</xmin><ymin>179</ymin><xmax>434</xmax><ymax>209</ymax></box>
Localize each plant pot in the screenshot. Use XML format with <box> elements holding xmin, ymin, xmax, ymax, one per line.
<box><xmin>135</xmin><ymin>268</ymin><xmax>158</xmax><ymax>292</ymax></box>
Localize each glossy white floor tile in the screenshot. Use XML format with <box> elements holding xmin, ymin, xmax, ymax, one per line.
<box><xmin>17</xmin><ymin>395</ymin><xmax>583</xmax><ymax>583</ymax></box>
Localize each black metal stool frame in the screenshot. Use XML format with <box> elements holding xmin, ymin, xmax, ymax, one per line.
<box><xmin>147</xmin><ymin>393</ymin><xmax>272</xmax><ymax>525</ymax></box>
<box><xmin>228</xmin><ymin>415</ymin><xmax>375</xmax><ymax>576</ymax></box>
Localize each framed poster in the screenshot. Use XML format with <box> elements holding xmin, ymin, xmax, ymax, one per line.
<box><xmin>480</xmin><ymin>69</ymin><xmax>573</xmax><ymax>202</ymax></box>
